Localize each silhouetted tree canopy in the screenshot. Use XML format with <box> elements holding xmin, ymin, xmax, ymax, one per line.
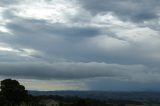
<box><xmin>0</xmin><ymin>79</ymin><xmax>28</xmax><ymax>105</ymax></box>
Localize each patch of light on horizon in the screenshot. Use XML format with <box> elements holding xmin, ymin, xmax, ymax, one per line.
<box><xmin>19</xmin><ymin>79</ymin><xmax>89</xmax><ymax>91</ymax></box>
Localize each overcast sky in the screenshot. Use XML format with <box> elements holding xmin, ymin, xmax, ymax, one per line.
<box><xmin>0</xmin><ymin>0</ymin><xmax>160</xmax><ymax>91</ymax></box>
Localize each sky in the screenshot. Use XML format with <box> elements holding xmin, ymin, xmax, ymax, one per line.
<box><xmin>0</xmin><ymin>0</ymin><xmax>160</xmax><ymax>91</ymax></box>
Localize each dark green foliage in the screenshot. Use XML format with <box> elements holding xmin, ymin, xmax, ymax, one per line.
<box><xmin>0</xmin><ymin>94</ymin><xmax>8</xmax><ymax>106</ymax></box>
<box><xmin>0</xmin><ymin>79</ymin><xmax>28</xmax><ymax>105</ymax></box>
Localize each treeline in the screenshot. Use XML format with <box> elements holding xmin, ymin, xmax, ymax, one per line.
<box><xmin>0</xmin><ymin>79</ymin><xmax>39</xmax><ymax>106</ymax></box>
<box><xmin>0</xmin><ymin>79</ymin><xmax>146</xmax><ymax>106</ymax></box>
<box><xmin>0</xmin><ymin>79</ymin><xmax>105</xmax><ymax>106</ymax></box>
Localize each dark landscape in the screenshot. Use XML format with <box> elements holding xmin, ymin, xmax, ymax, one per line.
<box><xmin>30</xmin><ymin>91</ymin><xmax>160</xmax><ymax>105</ymax></box>
<box><xmin>1</xmin><ymin>79</ymin><xmax>160</xmax><ymax>106</ymax></box>
<box><xmin>30</xmin><ymin>90</ymin><xmax>160</xmax><ymax>101</ymax></box>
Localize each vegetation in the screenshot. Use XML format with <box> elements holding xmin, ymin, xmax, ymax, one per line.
<box><xmin>0</xmin><ymin>79</ymin><xmax>105</xmax><ymax>106</ymax></box>
<box><xmin>0</xmin><ymin>79</ymin><xmax>28</xmax><ymax>106</ymax></box>
<box><xmin>0</xmin><ymin>79</ymin><xmax>160</xmax><ymax>106</ymax></box>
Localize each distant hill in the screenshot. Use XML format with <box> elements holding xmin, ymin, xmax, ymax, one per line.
<box><xmin>29</xmin><ymin>90</ymin><xmax>160</xmax><ymax>102</ymax></box>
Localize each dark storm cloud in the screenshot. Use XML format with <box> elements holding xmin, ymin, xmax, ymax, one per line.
<box><xmin>79</xmin><ymin>0</ymin><xmax>160</xmax><ymax>22</ymax></box>
<box><xmin>8</xmin><ymin>20</ymin><xmax>99</xmax><ymax>38</ymax></box>
<box><xmin>0</xmin><ymin>62</ymin><xmax>146</xmax><ymax>80</ymax></box>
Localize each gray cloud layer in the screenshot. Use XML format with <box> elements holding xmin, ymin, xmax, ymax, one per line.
<box><xmin>0</xmin><ymin>62</ymin><xmax>148</xmax><ymax>80</ymax></box>
<box><xmin>79</xmin><ymin>0</ymin><xmax>160</xmax><ymax>22</ymax></box>
<box><xmin>0</xmin><ymin>0</ymin><xmax>160</xmax><ymax>90</ymax></box>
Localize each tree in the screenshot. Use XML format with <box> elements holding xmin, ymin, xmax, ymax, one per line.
<box><xmin>0</xmin><ymin>79</ymin><xmax>28</xmax><ymax>106</ymax></box>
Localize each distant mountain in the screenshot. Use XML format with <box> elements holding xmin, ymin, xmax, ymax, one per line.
<box><xmin>29</xmin><ymin>90</ymin><xmax>160</xmax><ymax>102</ymax></box>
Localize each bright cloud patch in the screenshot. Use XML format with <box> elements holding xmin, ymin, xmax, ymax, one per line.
<box><xmin>10</xmin><ymin>0</ymin><xmax>79</xmax><ymax>23</ymax></box>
